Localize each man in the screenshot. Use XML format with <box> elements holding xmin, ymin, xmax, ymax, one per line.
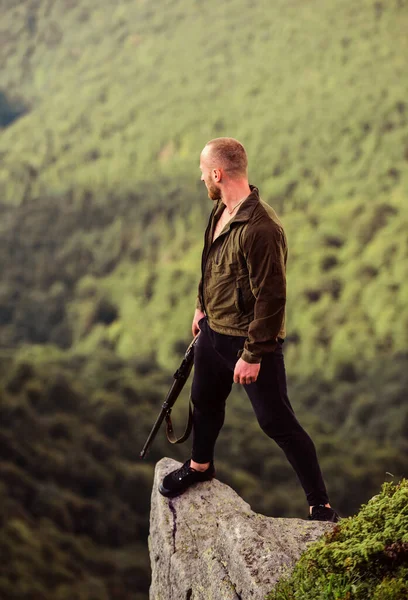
<box><xmin>159</xmin><ymin>137</ymin><xmax>338</xmax><ymax>522</ymax></box>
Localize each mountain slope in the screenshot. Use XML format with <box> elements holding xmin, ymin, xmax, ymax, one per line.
<box><xmin>1</xmin><ymin>0</ymin><xmax>408</xmax><ymax>376</ymax></box>
<box><xmin>1</xmin><ymin>0</ymin><xmax>408</xmax><ymax>206</ymax></box>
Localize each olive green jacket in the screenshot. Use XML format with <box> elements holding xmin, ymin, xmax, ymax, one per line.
<box><xmin>196</xmin><ymin>185</ymin><xmax>287</xmax><ymax>364</ymax></box>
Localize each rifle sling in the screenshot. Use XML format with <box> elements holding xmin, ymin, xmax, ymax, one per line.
<box><xmin>165</xmin><ymin>397</ymin><xmax>193</xmax><ymax>444</ymax></box>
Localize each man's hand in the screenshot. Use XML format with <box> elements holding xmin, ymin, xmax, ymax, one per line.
<box><xmin>234</xmin><ymin>358</ymin><xmax>261</xmax><ymax>385</ymax></box>
<box><xmin>192</xmin><ymin>308</ymin><xmax>205</xmax><ymax>337</ymax></box>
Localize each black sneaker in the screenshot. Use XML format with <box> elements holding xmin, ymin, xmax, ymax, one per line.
<box><xmin>308</xmin><ymin>504</ymin><xmax>340</xmax><ymax>523</ymax></box>
<box><xmin>159</xmin><ymin>459</ymin><xmax>215</xmax><ymax>498</ymax></box>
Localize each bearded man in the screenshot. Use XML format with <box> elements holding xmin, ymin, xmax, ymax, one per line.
<box><xmin>159</xmin><ymin>137</ymin><xmax>339</xmax><ymax>522</ymax></box>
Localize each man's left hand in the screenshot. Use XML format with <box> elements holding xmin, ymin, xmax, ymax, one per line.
<box><xmin>233</xmin><ymin>358</ymin><xmax>261</xmax><ymax>385</ymax></box>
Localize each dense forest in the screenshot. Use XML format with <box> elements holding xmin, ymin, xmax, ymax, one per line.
<box><xmin>0</xmin><ymin>0</ymin><xmax>407</xmax><ymax>598</ymax></box>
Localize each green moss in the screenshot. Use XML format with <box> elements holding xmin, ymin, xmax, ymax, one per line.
<box><xmin>267</xmin><ymin>479</ymin><xmax>408</xmax><ymax>600</ymax></box>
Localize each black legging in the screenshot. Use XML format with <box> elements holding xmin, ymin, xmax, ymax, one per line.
<box><xmin>191</xmin><ymin>316</ymin><xmax>329</xmax><ymax>506</ymax></box>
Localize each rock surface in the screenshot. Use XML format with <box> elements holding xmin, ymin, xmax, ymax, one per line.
<box><xmin>149</xmin><ymin>458</ymin><xmax>336</xmax><ymax>600</ymax></box>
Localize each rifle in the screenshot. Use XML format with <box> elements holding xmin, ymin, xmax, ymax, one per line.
<box><xmin>139</xmin><ymin>334</ymin><xmax>199</xmax><ymax>459</ymax></box>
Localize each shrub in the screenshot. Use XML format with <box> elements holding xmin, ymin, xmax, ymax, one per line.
<box><xmin>267</xmin><ymin>479</ymin><xmax>408</xmax><ymax>600</ymax></box>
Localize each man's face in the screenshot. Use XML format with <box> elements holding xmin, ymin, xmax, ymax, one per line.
<box><xmin>200</xmin><ymin>151</ymin><xmax>221</xmax><ymax>201</ymax></box>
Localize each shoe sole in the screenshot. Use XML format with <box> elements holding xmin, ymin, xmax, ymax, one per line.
<box><xmin>158</xmin><ymin>483</ymin><xmax>186</xmax><ymax>498</ymax></box>
<box><xmin>308</xmin><ymin>514</ymin><xmax>340</xmax><ymax>522</ymax></box>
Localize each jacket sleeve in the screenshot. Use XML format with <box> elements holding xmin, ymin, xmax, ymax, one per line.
<box><xmin>196</xmin><ymin>286</ymin><xmax>203</xmax><ymax>311</ymax></box>
<box><xmin>238</xmin><ymin>223</ymin><xmax>287</xmax><ymax>364</ymax></box>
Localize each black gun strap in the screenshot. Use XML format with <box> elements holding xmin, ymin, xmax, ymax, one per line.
<box><xmin>165</xmin><ymin>397</ymin><xmax>193</xmax><ymax>444</ymax></box>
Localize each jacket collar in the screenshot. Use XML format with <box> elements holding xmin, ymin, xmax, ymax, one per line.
<box><xmin>213</xmin><ymin>184</ymin><xmax>260</xmax><ymax>226</ymax></box>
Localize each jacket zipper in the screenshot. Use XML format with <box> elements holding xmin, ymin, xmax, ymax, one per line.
<box><xmin>201</xmin><ymin>211</ymin><xmax>233</xmax><ymax>312</ymax></box>
<box><xmin>200</xmin><ymin>207</ymin><xmax>217</xmax><ymax>314</ymax></box>
<box><xmin>215</xmin><ymin>243</ymin><xmax>223</xmax><ymax>264</ymax></box>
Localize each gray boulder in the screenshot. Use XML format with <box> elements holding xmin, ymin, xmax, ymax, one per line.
<box><xmin>149</xmin><ymin>458</ymin><xmax>335</xmax><ymax>600</ymax></box>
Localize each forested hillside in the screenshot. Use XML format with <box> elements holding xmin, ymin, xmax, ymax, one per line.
<box><xmin>0</xmin><ymin>0</ymin><xmax>407</xmax><ymax>598</ymax></box>
<box><xmin>1</xmin><ymin>0</ymin><xmax>408</xmax><ymax>373</ymax></box>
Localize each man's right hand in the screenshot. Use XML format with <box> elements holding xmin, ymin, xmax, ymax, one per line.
<box><xmin>192</xmin><ymin>308</ymin><xmax>205</xmax><ymax>337</ymax></box>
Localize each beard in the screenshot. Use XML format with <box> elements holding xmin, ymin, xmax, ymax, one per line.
<box><xmin>205</xmin><ymin>179</ymin><xmax>222</xmax><ymax>201</ymax></box>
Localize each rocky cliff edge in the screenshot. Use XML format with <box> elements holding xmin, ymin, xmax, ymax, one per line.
<box><xmin>148</xmin><ymin>458</ymin><xmax>335</xmax><ymax>600</ymax></box>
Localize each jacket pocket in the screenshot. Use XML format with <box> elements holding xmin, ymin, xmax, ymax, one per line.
<box><xmin>235</xmin><ymin>285</ymin><xmax>245</xmax><ymax>314</ymax></box>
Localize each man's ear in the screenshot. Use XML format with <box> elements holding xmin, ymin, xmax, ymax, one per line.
<box><xmin>213</xmin><ymin>168</ymin><xmax>222</xmax><ymax>182</ymax></box>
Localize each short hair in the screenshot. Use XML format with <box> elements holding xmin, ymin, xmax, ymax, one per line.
<box><xmin>204</xmin><ymin>137</ymin><xmax>248</xmax><ymax>178</ymax></box>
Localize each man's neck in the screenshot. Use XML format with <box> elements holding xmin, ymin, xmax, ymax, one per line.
<box><xmin>220</xmin><ymin>181</ymin><xmax>251</xmax><ymax>214</ymax></box>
